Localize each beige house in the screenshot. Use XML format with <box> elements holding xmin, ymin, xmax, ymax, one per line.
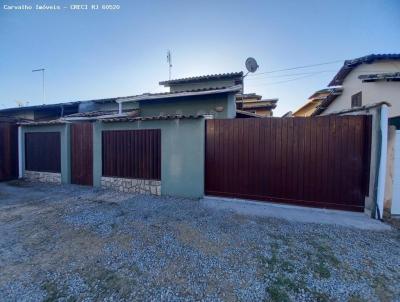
<box><xmin>307</xmin><ymin>54</ymin><xmax>400</xmax><ymax>218</ymax></box>
<box><xmin>312</xmin><ymin>54</ymin><xmax>400</xmax><ymax>117</ymax></box>
<box><xmin>235</xmin><ymin>93</ymin><xmax>278</xmax><ymax>117</ymax></box>
<box><xmin>293</xmin><ymin>87</ymin><xmax>342</xmax><ymax>117</ymax></box>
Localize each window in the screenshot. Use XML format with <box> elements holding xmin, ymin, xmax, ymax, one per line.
<box><xmin>351</xmin><ymin>92</ymin><xmax>362</xmax><ymax>108</ymax></box>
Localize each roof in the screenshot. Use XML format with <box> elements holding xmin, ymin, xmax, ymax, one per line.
<box><xmin>235</xmin><ymin>110</ymin><xmax>263</xmax><ymax>118</ymax></box>
<box><xmin>241</xmin><ymin>100</ymin><xmax>278</xmax><ymax>110</ymax></box>
<box><xmin>0</xmin><ymin>97</ymin><xmax>119</xmax><ymax>113</ymax></box>
<box><xmin>100</xmin><ymin>114</ymin><xmax>206</xmax><ymax>123</ymax></box>
<box><xmin>64</xmin><ymin>109</ymin><xmax>139</xmax><ymax>119</ymax></box>
<box><xmin>0</xmin><ymin>101</ymin><xmax>80</xmax><ymax>113</ymax></box>
<box><xmin>292</xmin><ymin>99</ymin><xmax>321</xmax><ymax>116</ymax></box>
<box><xmin>159</xmin><ymin>72</ymin><xmax>243</xmax><ymax>86</ymax></box>
<box><xmin>308</xmin><ymin>86</ymin><xmax>343</xmax><ymax>99</ymax></box>
<box><xmin>0</xmin><ymin>116</ymin><xmax>26</xmax><ymax>123</ymax></box>
<box><xmin>117</xmin><ymin>85</ymin><xmax>242</xmax><ymax>103</ymax></box>
<box><xmin>18</xmin><ymin>113</ymin><xmax>207</xmax><ymax>125</ymax></box>
<box><xmin>359</xmin><ymin>72</ymin><xmax>400</xmax><ymax>82</ymax></box>
<box><xmin>329</xmin><ymin>54</ymin><xmax>400</xmax><ymax>86</ymax></box>
<box><xmin>311</xmin><ymin>93</ymin><xmax>341</xmax><ymax>116</ymax></box>
<box><xmin>236</xmin><ymin>93</ymin><xmax>262</xmax><ymax>101</ymax></box>
<box><xmin>320</xmin><ymin>101</ymin><xmax>391</xmax><ymax>116</ymax></box>
<box><xmin>308</xmin><ymin>87</ymin><xmax>343</xmax><ymax>116</ymax></box>
<box><xmin>18</xmin><ymin>120</ymin><xmax>67</xmax><ymax>126</ymax></box>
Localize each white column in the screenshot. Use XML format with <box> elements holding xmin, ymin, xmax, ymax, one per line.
<box><xmin>376</xmin><ymin>105</ymin><xmax>389</xmax><ymax>219</ymax></box>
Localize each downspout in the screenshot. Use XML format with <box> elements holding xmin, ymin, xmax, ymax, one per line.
<box><xmin>118</xmin><ymin>101</ymin><xmax>122</xmax><ymax>114</ymax></box>
<box><xmin>373</xmin><ymin>104</ymin><xmax>388</xmax><ymax>219</ymax></box>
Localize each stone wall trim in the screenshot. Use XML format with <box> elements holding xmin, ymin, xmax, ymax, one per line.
<box><xmin>101</xmin><ymin>176</ymin><xmax>161</xmax><ymax>196</ymax></box>
<box><xmin>24</xmin><ymin>170</ymin><xmax>62</xmax><ymax>184</ymax></box>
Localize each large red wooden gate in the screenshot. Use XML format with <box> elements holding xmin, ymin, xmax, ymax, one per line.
<box><xmin>205</xmin><ymin>116</ymin><xmax>372</xmax><ymax>212</ymax></box>
<box><xmin>0</xmin><ymin>122</ymin><xmax>18</xmax><ymax>181</ymax></box>
<box><xmin>71</xmin><ymin>123</ymin><xmax>93</xmax><ymax>186</ymax></box>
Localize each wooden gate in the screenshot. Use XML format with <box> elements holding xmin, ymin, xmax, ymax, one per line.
<box><xmin>102</xmin><ymin>129</ymin><xmax>161</xmax><ymax>180</ymax></box>
<box><xmin>205</xmin><ymin>116</ymin><xmax>372</xmax><ymax>212</ymax></box>
<box><xmin>0</xmin><ymin>122</ymin><xmax>18</xmax><ymax>181</ymax></box>
<box><xmin>71</xmin><ymin>123</ymin><xmax>93</xmax><ymax>186</ymax></box>
<box><xmin>25</xmin><ymin>132</ymin><xmax>61</xmax><ymax>172</ymax></box>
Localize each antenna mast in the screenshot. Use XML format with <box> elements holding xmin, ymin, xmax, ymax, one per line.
<box><xmin>32</xmin><ymin>68</ymin><xmax>46</xmax><ymax>104</ymax></box>
<box><xmin>167</xmin><ymin>50</ymin><xmax>172</xmax><ymax>80</ymax></box>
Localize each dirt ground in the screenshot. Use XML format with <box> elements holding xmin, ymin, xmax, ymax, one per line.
<box><xmin>0</xmin><ymin>181</ymin><xmax>399</xmax><ymax>302</ymax></box>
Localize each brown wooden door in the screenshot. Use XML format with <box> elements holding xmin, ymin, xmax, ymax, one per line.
<box><xmin>71</xmin><ymin>123</ymin><xmax>93</xmax><ymax>186</ymax></box>
<box><xmin>0</xmin><ymin>122</ymin><xmax>18</xmax><ymax>181</ymax></box>
<box><xmin>205</xmin><ymin>116</ymin><xmax>372</xmax><ymax>212</ymax></box>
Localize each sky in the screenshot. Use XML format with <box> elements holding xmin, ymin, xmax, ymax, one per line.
<box><xmin>0</xmin><ymin>0</ymin><xmax>399</xmax><ymax>116</ymax></box>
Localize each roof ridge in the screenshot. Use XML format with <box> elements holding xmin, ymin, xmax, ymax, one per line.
<box><xmin>159</xmin><ymin>72</ymin><xmax>243</xmax><ymax>85</ymax></box>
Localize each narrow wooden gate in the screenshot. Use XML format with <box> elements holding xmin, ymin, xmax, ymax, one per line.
<box><xmin>71</xmin><ymin>123</ymin><xmax>93</xmax><ymax>186</ymax></box>
<box><xmin>0</xmin><ymin>122</ymin><xmax>18</xmax><ymax>181</ymax></box>
<box><xmin>205</xmin><ymin>116</ymin><xmax>372</xmax><ymax>212</ymax></box>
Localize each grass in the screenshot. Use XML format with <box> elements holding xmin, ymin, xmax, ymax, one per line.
<box><xmin>83</xmin><ymin>266</ymin><xmax>133</xmax><ymax>300</ymax></box>
<box><xmin>372</xmin><ymin>275</ymin><xmax>394</xmax><ymax>302</ymax></box>
<box><xmin>6</xmin><ymin>180</ymin><xmax>32</xmax><ymax>187</ymax></box>
<box><xmin>348</xmin><ymin>294</ymin><xmax>368</xmax><ymax>302</ymax></box>
<box><xmin>42</xmin><ymin>281</ymin><xmax>66</xmax><ymax>302</ymax></box>
<box><xmin>314</xmin><ymin>262</ymin><xmax>331</xmax><ymax>279</ymax></box>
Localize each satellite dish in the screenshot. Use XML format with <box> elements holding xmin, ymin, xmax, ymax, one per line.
<box><xmin>245</xmin><ymin>57</ymin><xmax>259</xmax><ymax>73</ymax></box>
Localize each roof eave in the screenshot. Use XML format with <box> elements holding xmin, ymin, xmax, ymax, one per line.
<box><xmin>118</xmin><ymin>85</ymin><xmax>242</xmax><ymax>103</ymax></box>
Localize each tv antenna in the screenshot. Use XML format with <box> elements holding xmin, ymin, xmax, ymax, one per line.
<box><xmin>244</xmin><ymin>57</ymin><xmax>259</xmax><ymax>77</ymax></box>
<box><xmin>167</xmin><ymin>50</ymin><xmax>172</xmax><ymax>80</ymax></box>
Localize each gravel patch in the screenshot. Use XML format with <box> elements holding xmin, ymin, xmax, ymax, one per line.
<box><xmin>0</xmin><ymin>181</ymin><xmax>399</xmax><ymax>301</ymax></box>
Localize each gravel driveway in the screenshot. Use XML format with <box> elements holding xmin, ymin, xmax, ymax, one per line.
<box><xmin>0</xmin><ymin>181</ymin><xmax>399</xmax><ymax>302</ymax></box>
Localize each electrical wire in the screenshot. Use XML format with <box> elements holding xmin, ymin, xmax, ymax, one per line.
<box><xmin>245</xmin><ymin>70</ymin><xmax>336</xmax><ymax>81</ymax></box>
<box><xmin>245</xmin><ymin>72</ymin><xmax>333</xmax><ymax>87</ymax></box>
<box><xmin>248</xmin><ymin>60</ymin><xmax>344</xmax><ymax>77</ymax></box>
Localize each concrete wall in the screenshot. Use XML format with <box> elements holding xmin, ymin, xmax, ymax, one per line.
<box><xmin>20</xmin><ymin>124</ymin><xmax>71</xmax><ymax>184</ymax></box>
<box><xmin>93</xmin><ymin>118</ymin><xmax>206</xmax><ymax>198</ymax></box>
<box><xmin>139</xmin><ymin>94</ymin><xmax>236</xmax><ymax>119</ymax></box>
<box><xmin>337</xmin><ymin>106</ymin><xmax>382</xmax><ymax>216</ymax></box>
<box><xmin>323</xmin><ymin>61</ymin><xmax>400</xmax><ymax>117</ymax></box>
<box><xmin>384</xmin><ymin>126</ymin><xmax>397</xmax><ymax>217</ymax></box>
<box><xmin>392</xmin><ymin>130</ymin><xmax>400</xmax><ymax>215</ymax></box>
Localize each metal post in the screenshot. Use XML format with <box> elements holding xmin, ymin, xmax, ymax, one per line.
<box><xmin>32</xmin><ymin>68</ymin><xmax>46</xmax><ymax>103</ymax></box>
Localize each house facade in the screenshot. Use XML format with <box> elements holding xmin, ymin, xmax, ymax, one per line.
<box><xmin>1</xmin><ymin>73</ymin><xmax>244</xmax><ymax>199</ymax></box>
<box><xmin>293</xmin><ymin>87</ymin><xmax>342</xmax><ymax>117</ymax></box>
<box><xmin>235</xmin><ymin>93</ymin><xmax>278</xmax><ymax>117</ymax></box>
<box><xmin>313</xmin><ymin>54</ymin><xmax>400</xmax><ymax>117</ymax></box>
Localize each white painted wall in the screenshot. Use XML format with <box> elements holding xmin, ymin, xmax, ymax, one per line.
<box><xmin>323</xmin><ymin>61</ymin><xmax>400</xmax><ymax>117</ymax></box>
<box><xmin>392</xmin><ymin>130</ymin><xmax>400</xmax><ymax>215</ymax></box>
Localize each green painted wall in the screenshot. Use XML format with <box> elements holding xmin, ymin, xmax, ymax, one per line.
<box><xmin>93</xmin><ymin>118</ymin><xmax>206</xmax><ymax>198</ymax></box>
<box><xmin>139</xmin><ymin>93</ymin><xmax>236</xmax><ymax>119</ymax></box>
<box><xmin>20</xmin><ymin>124</ymin><xmax>71</xmax><ymax>184</ymax></box>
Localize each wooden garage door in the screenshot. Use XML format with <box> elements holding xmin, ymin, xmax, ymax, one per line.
<box><xmin>71</xmin><ymin>123</ymin><xmax>93</xmax><ymax>186</ymax></box>
<box><xmin>205</xmin><ymin>116</ymin><xmax>372</xmax><ymax>212</ymax></box>
<box><xmin>25</xmin><ymin>132</ymin><xmax>61</xmax><ymax>173</ymax></box>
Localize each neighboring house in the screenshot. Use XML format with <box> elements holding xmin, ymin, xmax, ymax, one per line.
<box><xmin>0</xmin><ymin>98</ymin><xmax>135</xmax><ymax>122</ymax></box>
<box><xmin>235</xmin><ymin>93</ymin><xmax>278</xmax><ymax>117</ymax></box>
<box><xmin>312</xmin><ymin>54</ymin><xmax>400</xmax><ymax>117</ymax></box>
<box><xmin>293</xmin><ymin>87</ymin><xmax>342</xmax><ymax>117</ymax></box>
<box><xmin>0</xmin><ymin>72</ymin><xmax>248</xmax><ymax>122</ymax></box>
<box><xmin>2</xmin><ymin>72</ymin><xmax>243</xmax><ymax>200</ymax></box>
